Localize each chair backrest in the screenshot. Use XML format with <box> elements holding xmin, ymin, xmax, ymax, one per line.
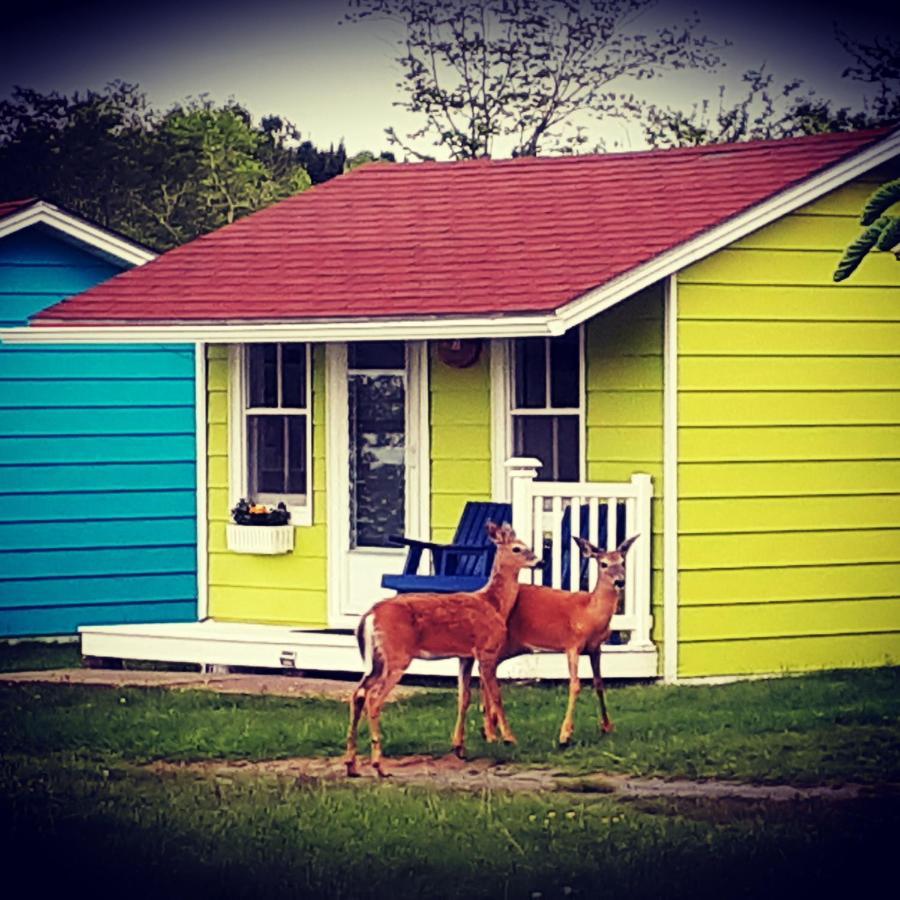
<box><xmin>449</xmin><ymin>501</ymin><xmax>513</xmax><ymax>577</ymax></box>
<box><xmin>556</xmin><ymin>501</ymin><xmax>626</xmax><ymax>589</ymax></box>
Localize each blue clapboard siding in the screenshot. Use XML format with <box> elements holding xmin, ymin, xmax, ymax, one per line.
<box><xmin>0</xmin><ymin>224</ymin><xmax>198</xmax><ymax>636</ymax></box>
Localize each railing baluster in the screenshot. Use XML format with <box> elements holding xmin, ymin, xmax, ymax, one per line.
<box><xmin>551</xmin><ymin>496</ymin><xmax>563</xmax><ymax>588</ymax></box>
<box><xmin>605</xmin><ymin>499</ymin><xmax>617</xmax><ymax>551</ymax></box>
<box><xmin>568</xmin><ymin>496</ymin><xmax>581</xmax><ymax>591</ymax></box>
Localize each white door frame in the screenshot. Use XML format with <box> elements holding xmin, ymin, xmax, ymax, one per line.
<box><xmin>326</xmin><ymin>341</ymin><xmax>430</xmax><ymax>628</ymax></box>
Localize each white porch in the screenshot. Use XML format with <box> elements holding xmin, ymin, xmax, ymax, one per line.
<box><xmin>80</xmin><ymin>467</ymin><xmax>659</xmax><ymax>681</ymax></box>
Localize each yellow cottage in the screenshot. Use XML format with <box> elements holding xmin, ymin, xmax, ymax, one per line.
<box><xmin>5</xmin><ymin>127</ymin><xmax>899</xmax><ymax>682</ymax></box>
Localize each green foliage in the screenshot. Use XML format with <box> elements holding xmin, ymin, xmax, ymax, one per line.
<box><xmin>0</xmin><ymin>83</ymin><xmax>315</xmax><ymax>250</ymax></box>
<box><xmin>345</xmin><ymin>0</ymin><xmax>725</xmax><ymax>159</ymax></box>
<box><xmin>834</xmin><ymin>178</ymin><xmax>900</xmax><ymax>281</ymax></box>
<box><xmin>0</xmin><ymin>641</ymin><xmax>81</xmax><ymax>672</ymax></box>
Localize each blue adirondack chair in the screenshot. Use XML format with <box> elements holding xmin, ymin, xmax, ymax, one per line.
<box><xmin>381</xmin><ymin>501</ymin><xmax>513</xmax><ymax>594</ymax></box>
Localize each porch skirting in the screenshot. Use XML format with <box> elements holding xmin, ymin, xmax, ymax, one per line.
<box><xmin>79</xmin><ymin>620</ymin><xmax>659</xmax><ymax>680</ymax></box>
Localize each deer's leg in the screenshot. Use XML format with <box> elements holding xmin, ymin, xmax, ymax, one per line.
<box><xmin>365</xmin><ymin>666</ymin><xmax>406</xmax><ymax>778</ymax></box>
<box><xmin>453</xmin><ymin>657</ymin><xmax>475</xmax><ymax>759</ymax></box>
<box><xmin>478</xmin><ymin>658</ymin><xmax>516</xmax><ymax>745</ymax></box>
<box><xmin>344</xmin><ymin>675</ymin><xmax>372</xmax><ymax>777</ymax></box>
<box><xmin>559</xmin><ymin>647</ymin><xmax>582</xmax><ymax>747</ymax></box>
<box><xmin>589</xmin><ymin>647</ymin><xmax>614</xmax><ymax>734</ymax></box>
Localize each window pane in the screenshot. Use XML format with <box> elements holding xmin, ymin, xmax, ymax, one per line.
<box><xmin>348</xmin><ymin>341</ymin><xmax>405</xmax><ymax>370</ymax></box>
<box><xmin>556</xmin><ymin>415</ymin><xmax>580</xmax><ymax>480</ymax></box>
<box><xmin>513</xmin><ymin>338</ymin><xmax>546</xmax><ymax>408</ymax></box>
<box><xmin>513</xmin><ymin>414</ymin><xmax>580</xmax><ymax>482</ymax></box>
<box><xmin>349</xmin><ymin>374</ymin><xmax>405</xmax><ymax>547</ymax></box>
<box><xmin>286</xmin><ymin>416</ymin><xmax>308</xmax><ymax>495</ymax></box>
<box><xmin>513</xmin><ymin>415</ymin><xmax>554</xmax><ymax>481</ymax></box>
<box><xmin>248</xmin><ymin>415</ymin><xmax>286</xmax><ymax>494</ymax></box>
<box><xmin>281</xmin><ymin>343</ymin><xmax>307</xmax><ymax>408</ymax></box>
<box><xmin>550</xmin><ymin>330</ymin><xmax>580</xmax><ymax>408</ymax></box>
<box><xmin>247</xmin><ymin>344</ymin><xmax>278</xmax><ymax>408</ymax></box>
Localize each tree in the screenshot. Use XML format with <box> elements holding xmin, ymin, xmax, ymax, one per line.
<box><xmin>833</xmin><ymin>179</ymin><xmax>900</xmax><ymax>281</ymax></box>
<box><xmin>643</xmin><ymin>28</ymin><xmax>899</xmax><ymax>149</ymax></box>
<box><xmin>344</xmin><ymin>0</ymin><xmax>724</xmax><ymax>159</ymax></box>
<box><xmin>0</xmin><ymin>84</ymin><xmax>314</xmax><ymax>250</ymax></box>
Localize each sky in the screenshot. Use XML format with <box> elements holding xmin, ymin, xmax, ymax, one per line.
<box><xmin>1</xmin><ymin>0</ymin><xmax>893</xmax><ymax>158</ymax></box>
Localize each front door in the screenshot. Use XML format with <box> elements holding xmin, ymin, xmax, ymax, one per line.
<box><xmin>326</xmin><ymin>341</ymin><xmax>428</xmax><ymax>625</ymax></box>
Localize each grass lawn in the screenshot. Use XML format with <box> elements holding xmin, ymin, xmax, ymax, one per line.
<box><xmin>1</xmin><ymin>646</ymin><xmax>898</xmax><ymax>898</ymax></box>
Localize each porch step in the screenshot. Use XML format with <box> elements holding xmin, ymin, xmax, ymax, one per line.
<box><xmin>79</xmin><ymin>620</ymin><xmax>659</xmax><ymax>680</ymax></box>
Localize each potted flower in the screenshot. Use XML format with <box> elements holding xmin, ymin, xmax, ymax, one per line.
<box><xmin>226</xmin><ymin>498</ymin><xmax>295</xmax><ymax>555</ymax></box>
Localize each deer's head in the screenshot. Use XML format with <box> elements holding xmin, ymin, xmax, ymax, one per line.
<box><xmin>486</xmin><ymin>521</ymin><xmax>540</xmax><ymax>572</ymax></box>
<box><xmin>572</xmin><ymin>534</ymin><xmax>639</xmax><ymax>591</ymax></box>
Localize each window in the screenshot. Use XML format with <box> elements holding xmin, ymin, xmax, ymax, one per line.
<box><xmin>510</xmin><ymin>328</ymin><xmax>583</xmax><ymax>482</ymax></box>
<box><xmin>347</xmin><ymin>341</ymin><xmax>406</xmax><ymax>548</ymax></box>
<box><xmin>239</xmin><ymin>343</ymin><xmax>312</xmax><ymax>520</ymax></box>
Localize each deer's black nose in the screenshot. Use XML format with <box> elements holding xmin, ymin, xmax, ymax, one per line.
<box><xmin>614</xmin><ymin>578</ymin><xmax>625</xmax><ymax>589</ymax></box>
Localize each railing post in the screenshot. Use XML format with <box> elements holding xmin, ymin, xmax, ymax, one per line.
<box><xmin>505</xmin><ymin>457</ymin><xmax>542</xmax><ymax>582</ymax></box>
<box><xmin>631</xmin><ymin>472</ymin><xmax>654</xmax><ymax>650</ymax></box>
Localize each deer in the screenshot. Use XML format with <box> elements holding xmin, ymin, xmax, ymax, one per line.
<box><xmin>344</xmin><ymin>522</ymin><xmax>539</xmax><ymax>778</ymax></box>
<box><xmin>458</xmin><ymin>534</ymin><xmax>638</xmax><ymax>751</ymax></box>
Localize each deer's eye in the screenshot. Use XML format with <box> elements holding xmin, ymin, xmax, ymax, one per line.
<box><xmin>512</xmin><ymin>546</ymin><xmax>521</xmax><ymax>553</ymax></box>
<box><xmin>600</xmin><ymin>561</ymin><xmax>609</xmax><ymax>568</ymax></box>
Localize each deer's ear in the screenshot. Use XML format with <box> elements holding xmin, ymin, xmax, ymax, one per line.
<box><xmin>617</xmin><ymin>534</ymin><xmax>639</xmax><ymax>556</ymax></box>
<box><xmin>485</xmin><ymin>521</ymin><xmax>501</xmax><ymax>542</ymax></box>
<box><xmin>573</xmin><ymin>536</ymin><xmax>599</xmax><ymax>558</ymax></box>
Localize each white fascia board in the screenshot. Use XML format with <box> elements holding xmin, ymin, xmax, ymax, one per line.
<box><xmin>548</xmin><ymin>127</ymin><xmax>900</xmax><ymax>333</ymax></box>
<box><xmin>0</xmin><ymin>201</ymin><xmax>156</xmax><ymax>266</ymax></box>
<box><xmin>0</xmin><ymin>314</ymin><xmax>560</xmax><ymax>344</ymax></box>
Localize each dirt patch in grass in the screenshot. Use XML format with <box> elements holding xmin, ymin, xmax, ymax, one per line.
<box><xmin>147</xmin><ymin>753</ymin><xmax>884</xmax><ymax>801</ymax></box>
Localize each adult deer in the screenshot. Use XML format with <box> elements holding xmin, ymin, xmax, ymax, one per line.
<box><xmin>462</xmin><ymin>534</ymin><xmax>638</xmax><ymax>750</ymax></box>
<box><xmin>345</xmin><ymin>523</ymin><xmax>539</xmax><ymax>777</ymax></box>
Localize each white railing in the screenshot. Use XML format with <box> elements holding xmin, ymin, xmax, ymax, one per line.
<box><xmin>506</xmin><ymin>458</ymin><xmax>654</xmax><ymax>651</ymax></box>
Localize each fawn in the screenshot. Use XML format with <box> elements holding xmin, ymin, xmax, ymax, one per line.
<box><xmin>460</xmin><ymin>534</ymin><xmax>638</xmax><ymax>749</ymax></box>
<box><xmin>345</xmin><ymin>522</ymin><xmax>539</xmax><ymax>777</ymax></box>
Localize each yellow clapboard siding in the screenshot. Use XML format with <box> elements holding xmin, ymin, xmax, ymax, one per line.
<box><xmin>207</xmin><ymin>391</ymin><xmax>227</xmax><ymax>425</ymax></box>
<box><xmin>681</xmin><ymin>562</ymin><xmax>900</xmax><ymax>605</ymax></box>
<box><xmin>681</xmin><ymin>248</ymin><xmax>899</xmax><ymax>287</ymax></box>
<box><xmin>431</xmin><ymin>425</ymin><xmax>490</xmax><ymax>460</ymax></box>
<box><xmin>681</xmin><ymin>494</ymin><xmax>900</xmax><ymax>534</ymax></box>
<box><xmin>680</xmin><ymin>320</ymin><xmax>900</xmax><ymax>356</ymax></box>
<box><xmin>431</xmin><ymin>460</ymin><xmax>491</xmax><ymax>492</ymax></box>
<box><xmin>680</xmin><ymin>459</ymin><xmax>900</xmax><ymax>498</ymax></box>
<box><xmin>680</xmin><ymin>597</ymin><xmax>900</xmax><ymax>642</ymax></box>
<box><xmin>680</xmin><ymin>391</ymin><xmax>900</xmax><ymax>427</ymax></box>
<box><xmin>431</xmin><ymin>492</ymin><xmax>491</xmax><ymax>534</ymax></box>
<box><xmin>585</xmin><ymin>426</ymin><xmax>663</xmax><ymax>461</ymax></box>
<box><xmin>679</xmin><ymin>528</ymin><xmax>900</xmax><ymax>570</ymax></box>
<box><xmin>681</xmin><ymin>357</ymin><xmax>900</xmax><ymax>391</ymax></box>
<box><xmin>730</xmin><ymin>214</ymin><xmax>859</xmax><ymax>251</ymax></box>
<box><xmin>208</xmin><ymin>345</ymin><xmax>228</xmax><ymax>361</ymax></box>
<box><xmin>586</xmin><ymin>390</ymin><xmax>663</xmax><ymax>426</ymax></box>
<box><xmin>587</xmin><ymin>355</ymin><xmax>663</xmax><ymax>390</ymax></box>
<box><xmin>680</xmin><ymin>425</ymin><xmax>900</xmax><ymax>462</ymax></box>
<box><xmin>209</xmin><ymin>585</ymin><xmax>327</xmax><ymax>627</ymax></box>
<box><xmin>208</xmin><ymin>456</ymin><xmax>228</xmax><ymax>489</ymax></box>
<box><xmin>798</xmin><ymin>176</ymin><xmax>892</xmax><ymax>216</ymax></box>
<box><xmin>209</xmin><ymin>552</ymin><xmax>327</xmax><ymax>591</ymax></box>
<box><xmin>678</xmin><ymin>284</ymin><xmax>900</xmax><ymax>321</ymax></box>
<box><xmin>587</xmin><ymin>461</ymin><xmax>663</xmax><ymax>485</ymax></box>
<box><xmin>431</xmin><ymin>389</ymin><xmax>491</xmax><ymax>426</ymax></box>
<box><xmin>679</xmin><ymin>632</ymin><xmax>900</xmax><ymax>678</ymax></box>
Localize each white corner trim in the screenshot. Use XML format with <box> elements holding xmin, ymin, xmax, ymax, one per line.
<box><xmin>663</xmin><ymin>275</ymin><xmax>679</xmax><ymax>684</ymax></box>
<box><xmin>194</xmin><ymin>343</ymin><xmax>209</xmax><ymax>621</ymax></box>
<box><xmin>0</xmin><ymin>200</ymin><xmax>156</xmax><ymax>266</ymax></box>
<box><xmin>490</xmin><ymin>339</ymin><xmax>511</xmax><ymax>502</ymax></box>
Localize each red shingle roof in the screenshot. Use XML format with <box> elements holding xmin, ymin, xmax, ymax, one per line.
<box><xmin>32</xmin><ymin>129</ymin><xmax>893</xmax><ymax>326</ymax></box>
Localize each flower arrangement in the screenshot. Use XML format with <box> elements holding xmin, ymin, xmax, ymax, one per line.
<box><xmin>230</xmin><ymin>498</ymin><xmax>291</xmax><ymax>526</ymax></box>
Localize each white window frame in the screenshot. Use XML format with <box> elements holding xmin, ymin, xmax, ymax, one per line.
<box><xmin>491</xmin><ymin>327</ymin><xmax>586</xmax><ymax>499</ymax></box>
<box><xmin>228</xmin><ymin>343</ymin><xmax>313</xmax><ymax>527</ymax></box>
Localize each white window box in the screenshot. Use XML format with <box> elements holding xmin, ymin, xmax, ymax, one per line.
<box><xmin>226</xmin><ymin>524</ymin><xmax>295</xmax><ymax>555</ymax></box>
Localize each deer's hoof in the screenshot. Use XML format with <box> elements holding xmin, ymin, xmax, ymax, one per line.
<box><xmin>601</xmin><ymin>721</ymin><xmax>616</xmax><ymax>735</ymax></box>
<box><xmin>345</xmin><ymin>761</ymin><xmax>361</xmax><ymax>778</ymax></box>
<box><xmin>452</xmin><ymin>745</ymin><xmax>466</xmax><ymax>760</ymax></box>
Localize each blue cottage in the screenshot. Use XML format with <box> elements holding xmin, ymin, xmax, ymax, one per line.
<box><xmin>0</xmin><ymin>199</ymin><xmax>198</xmax><ymax>637</ymax></box>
